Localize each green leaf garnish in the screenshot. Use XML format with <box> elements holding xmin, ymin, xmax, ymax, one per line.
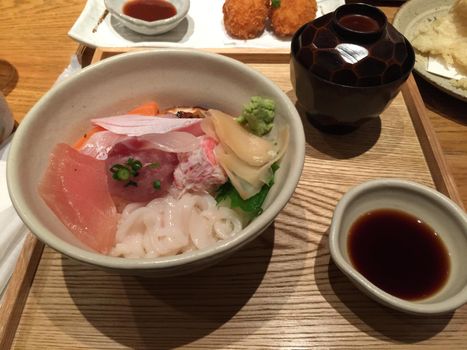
<box><xmin>215</xmin><ymin>163</ymin><xmax>279</xmax><ymax>219</ymax></box>
<box><xmin>272</xmin><ymin>0</ymin><xmax>281</xmax><ymax>9</ymax></box>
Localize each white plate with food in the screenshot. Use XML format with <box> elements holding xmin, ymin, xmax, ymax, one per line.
<box><xmin>68</xmin><ymin>0</ymin><xmax>344</xmax><ymax>49</ymax></box>
<box><xmin>393</xmin><ymin>0</ymin><xmax>467</xmax><ymax>101</ymax></box>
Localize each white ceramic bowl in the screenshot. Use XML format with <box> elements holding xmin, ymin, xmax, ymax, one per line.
<box><xmin>7</xmin><ymin>49</ymin><xmax>305</xmax><ymax>275</ymax></box>
<box><xmin>104</xmin><ymin>0</ymin><xmax>190</xmax><ymax>35</ymax></box>
<box><xmin>329</xmin><ymin>179</ymin><xmax>467</xmax><ymax>314</ymax></box>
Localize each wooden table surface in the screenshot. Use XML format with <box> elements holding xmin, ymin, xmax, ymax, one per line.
<box><xmin>1</xmin><ymin>0</ymin><xmax>466</xmax><ymax>349</ymax></box>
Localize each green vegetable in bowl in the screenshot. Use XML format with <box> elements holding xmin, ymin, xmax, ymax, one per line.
<box><xmin>236</xmin><ymin>96</ymin><xmax>276</xmax><ymax>136</ymax></box>
<box><xmin>216</xmin><ymin>163</ymin><xmax>280</xmax><ymax>219</ymax></box>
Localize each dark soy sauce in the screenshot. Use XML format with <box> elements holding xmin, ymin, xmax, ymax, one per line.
<box><xmin>348</xmin><ymin>209</ymin><xmax>450</xmax><ymax>300</ymax></box>
<box><xmin>123</xmin><ymin>0</ymin><xmax>177</xmax><ymax>22</ymax></box>
<box><xmin>338</xmin><ymin>14</ymin><xmax>379</xmax><ymax>32</ymax></box>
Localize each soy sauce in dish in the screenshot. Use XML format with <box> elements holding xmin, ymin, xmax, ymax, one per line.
<box><xmin>338</xmin><ymin>14</ymin><xmax>379</xmax><ymax>32</ymax></box>
<box><xmin>123</xmin><ymin>0</ymin><xmax>177</xmax><ymax>22</ymax></box>
<box><xmin>348</xmin><ymin>209</ymin><xmax>450</xmax><ymax>301</ymax></box>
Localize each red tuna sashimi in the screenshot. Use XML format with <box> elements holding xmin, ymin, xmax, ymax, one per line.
<box><xmin>105</xmin><ymin>138</ymin><xmax>178</xmax><ymax>202</ymax></box>
<box><xmin>38</xmin><ymin>143</ymin><xmax>118</xmax><ymax>254</ymax></box>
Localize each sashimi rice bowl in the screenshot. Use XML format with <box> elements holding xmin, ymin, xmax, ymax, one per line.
<box><xmin>7</xmin><ymin>50</ymin><xmax>305</xmax><ymax>275</ymax></box>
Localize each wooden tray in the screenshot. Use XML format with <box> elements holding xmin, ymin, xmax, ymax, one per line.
<box><xmin>1</xmin><ymin>48</ymin><xmax>465</xmax><ymax>349</ymax></box>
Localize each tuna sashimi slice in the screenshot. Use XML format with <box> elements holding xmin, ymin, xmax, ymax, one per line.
<box><xmin>105</xmin><ymin>139</ymin><xmax>179</xmax><ymax>203</ymax></box>
<box><xmin>38</xmin><ymin>143</ymin><xmax>118</xmax><ymax>254</ymax></box>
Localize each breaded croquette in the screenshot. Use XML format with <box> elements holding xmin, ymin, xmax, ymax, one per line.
<box><xmin>223</xmin><ymin>0</ymin><xmax>269</xmax><ymax>39</ymax></box>
<box><xmin>271</xmin><ymin>0</ymin><xmax>317</xmax><ymax>37</ymax></box>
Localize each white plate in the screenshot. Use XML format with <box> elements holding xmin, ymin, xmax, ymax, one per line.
<box><xmin>68</xmin><ymin>0</ymin><xmax>344</xmax><ymax>49</ymax></box>
<box><xmin>393</xmin><ymin>0</ymin><xmax>467</xmax><ymax>102</ymax></box>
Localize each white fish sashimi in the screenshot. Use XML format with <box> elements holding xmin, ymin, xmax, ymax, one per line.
<box><xmin>92</xmin><ymin>114</ymin><xmax>203</xmax><ymax>137</ymax></box>
<box><xmin>80</xmin><ymin>131</ymin><xmax>127</xmax><ymax>160</ymax></box>
<box><xmin>80</xmin><ymin>131</ymin><xmax>200</xmax><ymax>159</ymax></box>
<box><xmin>140</xmin><ymin>132</ymin><xmax>200</xmax><ymax>153</ymax></box>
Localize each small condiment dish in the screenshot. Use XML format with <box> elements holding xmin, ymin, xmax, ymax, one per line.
<box><xmin>104</xmin><ymin>0</ymin><xmax>190</xmax><ymax>35</ymax></box>
<box><xmin>329</xmin><ymin>179</ymin><xmax>467</xmax><ymax>314</ymax></box>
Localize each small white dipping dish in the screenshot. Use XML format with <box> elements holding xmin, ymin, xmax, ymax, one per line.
<box><xmin>104</xmin><ymin>0</ymin><xmax>190</xmax><ymax>35</ymax></box>
<box><xmin>329</xmin><ymin>179</ymin><xmax>467</xmax><ymax>314</ymax></box>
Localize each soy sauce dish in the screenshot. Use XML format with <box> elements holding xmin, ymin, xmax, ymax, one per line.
<box><xmin>104</xmin><ymin>0</ymin><xmax>190</xmax><ymax>35</ymax></box>
<box><xmin>329</xmin><ymin>179</ymin><xmax>467</xmax><ymax>314</ymax></box>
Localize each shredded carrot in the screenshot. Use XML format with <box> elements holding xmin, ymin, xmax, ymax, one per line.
<box><xmin>127</xmin><ymin>101</ymin><xmax>159</xmax><ymax>116</ymax></box>
<box><xmin>73</xmin><ymin>101</ymin><xmax>159</xmax><ymax>150</ymax></box>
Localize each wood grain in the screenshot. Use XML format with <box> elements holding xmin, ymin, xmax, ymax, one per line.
<box><xmin>0</xmin><ymin>235</ymin><xmax>43</xmax><ymax>350</ymax></box>
<box><xmin>1</xmin><ymin>0</ymin><xmax>467</xmax><ymax>349</ymax></box>
<box><xmin>9</xmin><ymin>58</ymin><xmax>467</xmax><ymax>349</ymax></box>
<box><xmin>402</xmin><ymin>76</ymin><xmax>464</xmax><ymax>208</ymax></box>
<box><xmin>0</xmin><ymin>0</ymin><xmax>84</xmax><ymax>122</ymax></box>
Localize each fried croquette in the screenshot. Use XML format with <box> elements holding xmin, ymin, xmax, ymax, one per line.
<box><xmin>271</xmin><ymin>0</ymin><xmax>318</xmax><ymax>37</ymax></box>
<box><xmin>223</xmin><ymin>0</ymin><xmax>269</xmax><ymax>39</ymax></box>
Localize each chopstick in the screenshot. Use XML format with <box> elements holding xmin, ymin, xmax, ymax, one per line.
<box><xmin>92</xmin><ymin>9</ymin><xmax>109</xmax><ymax>33</ymax></box>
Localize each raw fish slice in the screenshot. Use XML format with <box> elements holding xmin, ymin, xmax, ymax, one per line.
<box><xmin>176</xmin><ymin>122</ymin><xmax>205</xmax><ymax>136</ymax></box>
<box><xmin>80</xmin><ymin>131</ymin><xmax>127</xmax><ymax>160</ymax></box>
<box><xmin>80</xmin><ymin>131</ymin><xmax>199</xmax><ymax>159</ymax></box>
<box><xmin>38</xmin><ymin>143</ymin><xmax>118</xmax><ymax>254</ymax></box>
<box><xmin>92</xmin><ymin>114</ymin><xmax>203</xmax><ymax>136</ymax></box>
<box><xmin>106</xmin><ymin>139</ymin><xmax>179</xmax><ymax>203</ymax></box>
<box><xmin>139</xmin><ymin>131</ymin><xmax>200</xmax><ymax>153</ymax></box>
<box><xmin>174</xmin><ymin>136</ymin><xmax>227</xmax><ymax>193</ymax></box>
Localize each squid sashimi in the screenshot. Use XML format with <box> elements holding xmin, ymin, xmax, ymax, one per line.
<box><xmin>38</xmin><ymin>143</ymin><xmax>118</xmax><ymax>254</ymax></box>
<box><xmin>105</xmin><ymin>139</ymin><xmax>179</xmax><ymax>203</ymax></box>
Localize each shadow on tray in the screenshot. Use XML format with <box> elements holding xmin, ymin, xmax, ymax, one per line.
<box><xmin>314</xmin><ymin>231</ymin><xmax>453</xmax><ymax>343</ymax></box>
<box><xmin>414</xmin><ymin>73</ymin><xmax>467</xmax><ymax>126</ymax></box>
<box><xmin>286</xmin><ymin>91</ymin><xmax>382</xmax><ymax>159</ymax></box>
<box><xmin>59</xmin><ymin>224</ymin><xmax>277</xmax><ymax>349</ymax></box>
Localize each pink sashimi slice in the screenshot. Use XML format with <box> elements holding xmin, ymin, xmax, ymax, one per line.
<box><xmin>79</xmin><ymin>130</ymin><xmax>199</xmax><ymax>160</ymax></box>
<box><xmin>38</xmin><ymin>143</ymin><xmax>118</xmax><ymax>254</ymax></box>
<box><xmin>139</xmin><ymin>131</ymin><xmax>200</xmax><ymax>153</ymax></box>
<box><xmin>106</xmin><ymin>139</ymin><xmax>179</xmax><ymax>203</ymax></box>
<box><xmin>92</xmin><ymin>114</ymin><xmax>203</xmax><ymax>137</ymax></box>
<box><xmin>174</xmin><ymin>136</ymin><xmax>227</xmax><ymax>193</ymax></box>
<box><xmin>80</xmin><ymin>131</ymin><xmax>127</xmax><ymax>160</ymax></box>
